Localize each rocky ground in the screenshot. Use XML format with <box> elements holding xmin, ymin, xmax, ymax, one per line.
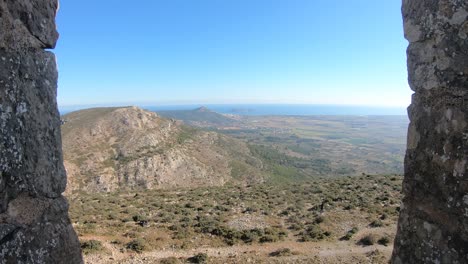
<box><xmin>83</xmin><ymin>239</ymin><xmax>392</xmax><ymax>264</ymax></box>
<box><xmin>70</xmin><ymin>175</ymin><xmax>402</xmax><ymax>263</ymax></box>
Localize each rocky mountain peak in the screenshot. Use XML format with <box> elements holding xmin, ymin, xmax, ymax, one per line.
<box><xmin>194</xmin><ymin>106</ymin><xmax>211</xmax><ymax>112</ymax></box>
<box><xmin>62</xmin><ymin>107</ymin><xmax>263</xmax><ymax>194</ymax></box>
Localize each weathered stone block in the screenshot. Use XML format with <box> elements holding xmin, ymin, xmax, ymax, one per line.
<box><xmin>0</xmin><ymin>0</ymin><xmax>82</xmax><ymax>262</ymax></box>
<box><xmin>0</xmin><ymin>195</ymin><xmax>82</xmax><ymax>264</ymax></box>
<box><xmin>0</xmin><ymin>50</ymin><xmax>66</xmax><ymax>205</ymax></box>
<box><xmin>0</xmin><ymin>49</ymin><xmax>82</xmax><ymax>263</ymax></box>
<box><xmin>0</xmin><ymin>0</ymin><xmax>59</xmax><ymax>50</ymax></box>
<box><xmin>392</xmin><ymin>1</ymin><xmax>468</xmax><ymax>263</ymax></box>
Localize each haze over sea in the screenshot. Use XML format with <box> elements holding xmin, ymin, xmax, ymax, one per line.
<box><xmin>60</xmin><ymin>104</ymin><xmax>408</xmax><ymax>116</ymax></box>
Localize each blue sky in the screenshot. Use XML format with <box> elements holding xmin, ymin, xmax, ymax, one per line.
<box><xmin>55</xmin><ymin>0</ymin><xmax>411</xmax><ymax>107</ymax></box>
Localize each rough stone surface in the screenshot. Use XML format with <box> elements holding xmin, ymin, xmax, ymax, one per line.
<box><xmin>0</xmin><ymin>0</ymin><xmax>82</xmax><ymax>263</ymax></box>
<box><xmin>0</xmin><ymin>50</ymin><xmax>66</xmax><ymax>202</ymax></box>
<box><xmin>392</xmin><ymin>1</ymin><xmax>468</xmax><ymax>263</ymax></box>
<box><xmin>0</xmin><ymin>0</ymin><xmax>59</xmax><ymax>50</ymax></box>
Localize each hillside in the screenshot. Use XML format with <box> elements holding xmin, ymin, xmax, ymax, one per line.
<box><xmin>156</xmin><ymin>106</ymin><xmax>239</xmax><ymax>128</ymax></box>
<box><xmin>61</xmin><ymin>107</ymin><xmax>264</xmax><ymax>194</ymax></box>
<box><xmin>72</xmin><ymin>175</ymin><xmax>402</xmax><ymax>263</ymax></box>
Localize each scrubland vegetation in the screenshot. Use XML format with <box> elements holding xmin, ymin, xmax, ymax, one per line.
<box><xmin>70</xmin><ymin>174</ymin><xmax>402</xmax><ymax>263</ymax></box>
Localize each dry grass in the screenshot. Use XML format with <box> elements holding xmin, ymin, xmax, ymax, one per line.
<box><xmin>68</xmin><ymin>174</ymin><xmax>402</xmax><ymax>263</ymax></box>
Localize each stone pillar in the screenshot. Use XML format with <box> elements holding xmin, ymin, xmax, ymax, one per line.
<box><xmin>392</xmin><ymin>1</ymin><xmax>468</xmax><ymax>263</ymax></box>
<box><xmin>0</xmin><ymin>0</ymin><xmax>83</xmax><ymax>263</ymax></box>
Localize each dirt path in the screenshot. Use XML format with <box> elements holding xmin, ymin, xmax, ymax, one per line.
<box><xmin>84</xmin><ymin>239</ymin><xmax>393</xmax><ymax>264</ymax></box>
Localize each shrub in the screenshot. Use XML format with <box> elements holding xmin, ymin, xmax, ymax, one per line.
<box><xmin>188</xmin><ymin>253</ymin><xmax>208</xmax><ymax>263</ymax></box>
<box><xmin>240</xmin><ymin>231</ymin><xmax>258</xmax><ymax>243</ymax></box>
<box><xmin>259</xmin><ymin>227</ymin><xmax>287</xmax><ymax>243</ymax></box>
<box><xmin>349</xmin><ymin>227</ymin><xmax>359</xmax><ymax>234</ymax></box>
<box><xmin>107</xmin><ymin>213</ymin><xmax>117</xmax><ymax>220</ymax></box>
<box><xmin>126</xmin><ymin>238</ymin><xmax>147</xmax><ymax>253</ymax></box>
<box><xmin>377</xmin><ymin>236</ymin><xmax>391</xmax><ymax>246</ymax></box>
<box><xmin>314</xmin><ymin>215</ymin><xmax>325</xmax><ymax>224</ymax></box>
<box><xmin>300</xmin><ymin>225</ymin><xmax>328</xmax><ymax>242</ymax></box>
<box><xmin>160</xmin><ymin>257</ymin><xmax>181</xmax><ymax>264</ymax></box>
<box><xmin>288</xmin><ymin>223</ymin><xmax>304</xmax><ymax>231</ymax></box>
<box><xmin>80</xmin><ymin>240</ymin><xmax>103</xmax><ymax>254</ymax></box>
<box><xmin>194</xmin><ymin>216</ymin><xmax>222</xmax><ymax>234</ymax></box>
<box><xmin>358</xmin><ymin>234</ymin><xmax>377</xmax><ymax>246</ymax></box>
<box><xmin>172</xmin><ymin>228</ymin><xmax>192</xmax><ymax>240</ymax></box>
<box><xmin>138</xmin><ymin>220</ymin><xmax>149</xmax><ymax>227</ymax></box>
<box><xmin>270</xmin><ymin>248</ymin><xmax>293</xmax><ymax>257</ymax></box>
<box><xmin>110</xmin><ymin>240</ymin><xmax>122</xmax><ymax>245</ymax></box>
<box><xmin>341</xmin><ymin>227</ymin><xmax>359</xmax><ymax>241</ymax></box>
<box><xmin>260</xmin><ymin>235</ymin><xmax>278</xmax><ymax>243</ymax></box>
<box><xmin>132</xmin><ymin>214</ymin><xmax>147</xmax><ymax>222</ymax></box>
<box><xmin>370</xmin><ymin>219</ymin><xmax>383</xmax><ymax>228</ymax></box>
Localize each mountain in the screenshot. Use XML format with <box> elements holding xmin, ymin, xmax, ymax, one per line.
<box><xmin>61</xmin><ymin>107</ymin><xmax>264</xmax><ymax>194</ymax></box>
<box><xmin>156</xmin><ymin>106</ymin><xmax>239</xmax><ymax>128</ymax></box>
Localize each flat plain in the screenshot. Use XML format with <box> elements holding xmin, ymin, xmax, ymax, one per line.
<box><xmin>212</xmin><ymin>115</ymin><xmax>408</xmax><ymax>179</ymax></box>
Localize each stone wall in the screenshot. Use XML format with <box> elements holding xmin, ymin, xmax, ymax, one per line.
<box><xmin>0</xmin><ymin>0</ymin><xmax>83</xmax><ymax>263</ymax></box>
<box><xmin>392</xmin><ymin>0</ymin><xmax>468</xmax><ymax>263</ymax></box>
<box><xmin>0</xmin><ymin>0</ymin><xmax>466</xmax><ymax>263</ymax></box>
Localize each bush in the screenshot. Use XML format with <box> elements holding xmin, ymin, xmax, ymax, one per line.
<box><xmin>160</xmin><ymin>257</ymin><xmax>181</xmax><ymax>264</ymax></box>
<box><xmin>240</xmin><ymin>231</ymin><xmax>258</xmax><ymax>243</ymax></box>
<box><xmin>358</xmin><ymin>234</ymin><xmax>377</xmax><ymax>246</ymax></box>
<box><xmin>314</xmin><ymin>215</ymin><xmax>325</xmax><ymax>224</ymax></box>
<box><xmin>80</xmin><ymin>240</ymin><xmax>103</xmax><ymax>254</ymax></box>
<box><xmin>194</xmin><ymin>216</ymin><xmax>222</xmax><ymax>234</ymax></box>
<box><xmin>288</xmin><ymin>223</ymin><xmax>304</xmax><ymax>231</ymax></box>
<box><xmin>270</xmin><ymin>248</ymin><xmax>293</xmax><ymax>257</ymax></box>
<box><xmin>110</xmin><ymin>239</ymin><xmax>123</xmax><ymax>245</ymax></box>
<box><xmin>259</xmin><ymin>227</ymin><xmax>287</xmax><ymax>243</ymax></box>
<box><xmin>132</xmin><ymin>214</ymin><xmax>147</xmax><ymax>222</ymax></box>
<box><xmin>188</xmin><ymin>253</ymin><xmax>208</xmax><ymax>263</ymax></box>
<box><xmin>340</xmin><ymin>227</ymin><xmax>359</xmax><ymax>241</ymax></box>
<box><xmin>300</xmin><ymin>225</ymin><xmax>329</xmax><ymax>242</ymax></box>
<box><xmin>377</xmin><ymin>236</ymin><xmax>391</xmax><ymax>246</ymax></box>
<box><xmin>370</xmin><ymin>219</ymin><xmax>383</xmax><ymax>228</ymax></box>
<box><xmin>126</xmin><ymin>238</ymin><xmax>147</xmax><ymax>253</ymax></box>
<box><xmin>260</xmin><ymin>235</ymin><xmax>278</xmax><ymax>243</ymax></box>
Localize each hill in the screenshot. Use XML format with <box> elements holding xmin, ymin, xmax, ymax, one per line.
<box><xmin>156</xmin><ymin>106</ymin><xmax>239</xmax><ymax>128</ymax></box>
<box><xmin>61</xmin><ymin>107</ymin><xmax>264</xmax><ymax>194</ymax></box>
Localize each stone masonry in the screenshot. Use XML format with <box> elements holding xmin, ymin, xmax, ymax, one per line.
<box><xmin>0</xmin><ymin>0</ymin><xmax>83</xmax><ymax>263</ymax></box>
<box><xmin>392</xmin><ymin>0</ymin><xmax>468</xmax><ymax>263</ymax></box>
<box><xmin>0</xmin><ymin>0</ymin><xmax>466</xmax><ymax>263</ymax></box>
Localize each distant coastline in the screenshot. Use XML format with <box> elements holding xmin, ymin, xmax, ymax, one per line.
<box><xmin>60</xmin><ymin>104</ymin><xmax>408</xmax><ymax>116</ymax></box>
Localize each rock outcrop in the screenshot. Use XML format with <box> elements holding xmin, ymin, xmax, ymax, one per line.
<box><xmin>392</xmin><ymin>1</ymin><xmax>468</xmax><ymax>263</ymax></box>
<box><xmin>61</xmin><ymin>107</ymin><xmax>264</xmax><ymax>193</ymax></box>
<box><xmin>0</xmin><ymin>0</ymin><xmax>83</xmax><ymax>263</ymax></box>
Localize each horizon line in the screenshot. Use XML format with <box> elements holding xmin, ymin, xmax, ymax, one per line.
<box><xmin>58</xmin><ymin>102</ymin><xmax>409</xmax><ymax>109</ymax></box>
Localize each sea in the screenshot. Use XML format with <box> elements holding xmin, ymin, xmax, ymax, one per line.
<box><xmin>60</xmin><ymin>104</ymin><xmax>408</xmax><ymax>116</ymax></box>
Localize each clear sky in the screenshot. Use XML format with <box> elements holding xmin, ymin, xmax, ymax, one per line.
<box><xmin>55</xmin><ymin>0</ymin><xmax>411</xmax><ymax>107</ymax></box>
